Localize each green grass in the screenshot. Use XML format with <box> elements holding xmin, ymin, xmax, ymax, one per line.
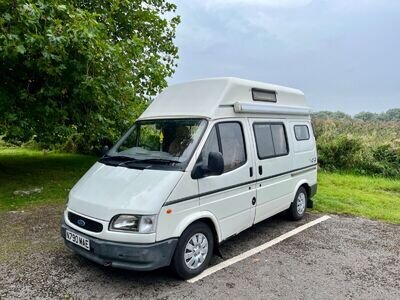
<box><xmin>1</xmin><ymin>148</ymin><xmax>399</xmax><ymax>224</ymax></box>
<box><xmin>0</xmin><ymin>148</ymin><xmax>97</xmax><ymax>211</ymax></box>
<box><xmin>314</xmin><ymin>171</ymin><xmax>400</xmax><ymax>224</ymax></box>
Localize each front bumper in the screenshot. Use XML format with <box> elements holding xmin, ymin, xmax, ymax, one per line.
<box><xmin>61</xmin><ymin>219</ymin><xmax>178</xmax><ymax>271</ymax></box>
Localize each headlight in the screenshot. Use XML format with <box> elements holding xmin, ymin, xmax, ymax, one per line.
<box><xmin>110</xmin><ymin>215</ymin><xmax>157</xmax><ymax>233</ymax></box>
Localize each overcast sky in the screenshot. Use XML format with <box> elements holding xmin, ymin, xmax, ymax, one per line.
<box><xmin>168</xmin><ymin>0</ymin><xmax>400</xmax><ymax>114</ymax></box>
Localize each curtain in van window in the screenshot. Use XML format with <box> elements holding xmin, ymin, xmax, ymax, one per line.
<box><xmin>253</xmin><ymin>123</ymin><xmax>288</xmax><ymax>158</ymax></box>
<box><xmin>271</xmin><ymin>124</ymin><xmax>288</xmax><ymax>155</ymax></box>
<box><xmin>218</xmin><ymin>123</ymin><xmax>246</xmax><ymax>172</ymax></box>
<box><xmin>254</xmin><ymin>124</ymin><xmax>275</xmax><ymax>158</ymax></box>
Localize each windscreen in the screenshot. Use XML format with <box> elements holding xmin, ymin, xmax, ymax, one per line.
<box><xmin>105</xmin><ymin>118</ymin><xmax>207</xmax><ymax>168</ymax></box>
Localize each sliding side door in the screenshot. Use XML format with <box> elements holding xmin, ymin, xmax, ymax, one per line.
<box><xmin>249</xmin><ymin>119</ymin><xmax>294</xmax><ymax>223</ymax></box>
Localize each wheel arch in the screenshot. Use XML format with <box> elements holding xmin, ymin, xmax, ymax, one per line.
<box><xmin>293</xmin><ymin>179</ymin><xmax>313</xmax><ymax>208</ymax></box>
<box><xmin>293</xmin><ymin>179</ymin><xmax>311</xmax><ymax>198</ymax></box>
<box><xmin>173</xmin><ymin>211</ymin><xmax>222</xmax><ymax>244</ymax></box>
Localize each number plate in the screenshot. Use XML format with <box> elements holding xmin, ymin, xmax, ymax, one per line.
<box><xmin>66</xmin><ymin>230</ymin><xmax>90</xmax><ymax>251</ymax></box>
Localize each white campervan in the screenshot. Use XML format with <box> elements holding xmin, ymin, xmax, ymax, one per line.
<box><xmin>61</xmin><ymin>78</ymin><xmax>317</xmax><ymax>279</ymax></box>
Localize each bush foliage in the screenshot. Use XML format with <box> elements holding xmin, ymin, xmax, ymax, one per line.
<box><xmin>0</xmin><ymin>0</ymin><xmax>180</xmax><ymax>153</ymax></box>
<box><xmin>313</xmin><ymin>108</ymin><xmax>400</xmax><ymax>121</ymax></box>
<box><xmin>313</xmin><ymin>116</ymin><xmax>400</xmax><ymax>178</ymax></box>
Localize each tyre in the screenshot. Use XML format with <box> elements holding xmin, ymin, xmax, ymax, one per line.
<box><xmin>171</xmin><ymin>222</ymin><xmax>214</xmax><ymax>279</ymax></box>
<box><xmin>288</xmin><ymin>186</ymin><xmax>308</xmax><ymax>220</ymax></box>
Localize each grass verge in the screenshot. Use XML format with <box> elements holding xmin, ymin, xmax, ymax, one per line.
<box><xmin>314</xmin><ymin>171</ymin><xmax>400</xmax><ymax>224</ymax></box>
<box><xmin>0</xmin><ymin>148</ymin><xmax>96</xmax><ymax>211</ymax></box>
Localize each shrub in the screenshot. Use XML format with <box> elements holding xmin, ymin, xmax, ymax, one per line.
<box><xmin>317</xmin><ymin>134</ymin><xmax>363</xmax><ymax>171</ymax></box>
<box><xmin>314</xmin><ymin>117</ymin><xmax>400</xmax><ymax>178</ymax></box>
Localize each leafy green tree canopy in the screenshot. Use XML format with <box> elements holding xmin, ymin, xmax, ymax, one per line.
<box><xmin>353</xmin><ymin>111</ymin><xmax>378</xmax><ymax>121</ymax></box>
<box><xmin>0</xmin><ymin>0</ymin><xmax>180</xmax><ymax>152</ymax></box>
<box><xmin>312</xmin><ymin>110</ymin><xmax>352</xmax><ymax>120</ymax></box>
<box><xmin>354</xmin><ymin>109</ymin><xmax>400</xmax><ymax>121</ymax></box>
<box><xmin>313</xmin><ymin>109</ymin><xmax>400</xmax><ymax>122</ymax></box>
<box><xmin>379</xmin><ymin>108</ymin><xmax>400</xmax><ymax>121</ymax></box>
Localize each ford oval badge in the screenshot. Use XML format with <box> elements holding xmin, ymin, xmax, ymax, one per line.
<box><xmin>77</xmin><ymin>219</ymin><xmax>86</xmax><ymax>227</ymax></box>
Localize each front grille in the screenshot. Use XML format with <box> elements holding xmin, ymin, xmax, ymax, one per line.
<box><xmin>68</xmin><ymin>212</ymin><xmax>103</xmax><ymax>233</ymax></box>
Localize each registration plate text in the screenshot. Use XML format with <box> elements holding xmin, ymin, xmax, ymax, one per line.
<box><xmin>66</xmin><ymin>230</ymin><xmax>90</xmax><ymax>251</ymax></box>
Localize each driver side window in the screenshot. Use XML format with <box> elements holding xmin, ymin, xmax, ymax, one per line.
<box><xmin>200</xmin><ymin>127</ymin><xmax>219</xmax><ymax>167</ymax></box>
<box><xmin>199</xmin><ymin>122</ymin><xmax>246</xmax><ymax>173</ymax></box>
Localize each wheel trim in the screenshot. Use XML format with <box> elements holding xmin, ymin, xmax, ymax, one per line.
<box><xmin>184</xmin><ymin>233</ymin><xmax>209</xmax><ymax>270</ymax></box>
<box><xmin>296</xmin><ymin>192</ymin><xmax>306</xmax><ymax>215</ymax></box>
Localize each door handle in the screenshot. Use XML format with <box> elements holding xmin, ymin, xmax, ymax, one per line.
<box><xmin>252</xmin><ymin>197</ymin><xmax>256</xmax><ymax>205</ymax></box>
<box><xmin>258</xmin><ymin>166</ymin><xmax>263</xmax><ymax>175</ymax></box>
<box><xmin>249</xmin><ymin>167</ymin><xmax>253</xmax><ymax>177</ymax></box>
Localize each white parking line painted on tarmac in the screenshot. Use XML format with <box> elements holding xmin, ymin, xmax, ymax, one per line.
<box><xmin>187</xmin><ymin>215</ymin><xmax>331</xmax><ymax>283</ymax></box>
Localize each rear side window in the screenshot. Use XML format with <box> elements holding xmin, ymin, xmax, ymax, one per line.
<box><xmin>253</xmin><ymin>123</ymin><xmax>289</xmax><ymax>159</ymax></box>
<box><xmin>294</xmin><ymin>125</ymin><xmax>310</xmax><ymax>141</ymax></box>
<box><xmin>253</xmin><ymin>124</ymin><xmax>275</xmax><ymax>158</ymax></box>
<box><xmin>271</xmin><ymin>124</ymin><xmax>288</xmax><ymax>155</ymax></box>
<box><xmin>199</xmin><ymin>122</ymin><xmax>246</xmax><ymax>173</ymax></box>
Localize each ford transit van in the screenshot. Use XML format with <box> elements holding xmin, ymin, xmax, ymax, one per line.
<box><xmin>61</xmin><ymin>77</ymin><xmax>317</xmax><ymax>279</ymax></box>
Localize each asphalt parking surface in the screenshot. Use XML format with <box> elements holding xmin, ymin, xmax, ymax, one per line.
<box><xmin>0</xmin><ymin>205</ymin><xmax>399</xmax><ymax>299</ymax></box>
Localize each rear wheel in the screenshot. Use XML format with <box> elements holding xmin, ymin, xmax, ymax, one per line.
<box><xmin>171</xmin><ymin>222</ymin><xmax>214</xmax><ymax>279</ymax></box>
<box><xmin>288</xmin><ymin>187</ymin><xmax>308</xmax><ymax>220</ymax></box>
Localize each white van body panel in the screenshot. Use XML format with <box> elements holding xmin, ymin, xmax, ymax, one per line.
<box><xmin>68</xmin><ymin>162</ymin><xmax>183</xmax><ymax>220</ymax></box>
<box><xmin>139</xmin><ymin>77</ymin><xmax>309</xmax><ymax>120</ymax></box>
<box><xmin>63</xmin><ymin>77</ymin><xmax>318</xmax><ymax>272</ymax></box>
<box><xmin>249</xmin><ymin>118</ymin><xmax>295</xmax><ymax>223</ymax></box>
<box><xmin>290</xmin><ymin>121</ymin><xmax>317</xmax><ymax>169</ymax></box>
<box><xmin>165</xmin><ymin>171</ymin><xmax>199</xmax><ymax>205</ymax></box>
<box><xmin>157</xmin><ymin>203</ymin><xmax>222</xmax><ymax>242</ymax></box>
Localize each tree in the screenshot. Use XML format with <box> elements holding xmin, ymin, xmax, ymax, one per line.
<box><xmin>354</xmin><ymin>111</ymin><xmax>378</xmax><ymax>121</ymax></box>
<box><xmin>354</xmin><ymin>109</ymin><xmax>400</xmax><ymax>121</ymax></box>
<box><xmin>312</xmin><ymin>111</ymin><xmax>351</xmax><ymax>120</ymax></box>
<box><xmin>379</xmin><ymin>108</ymin><xmax>400</xmax><ymax>121</ymax></box>
<box><xmin>0</xmin><ymin>0</ymin><xmax>180</xmax><ymax>152</ymax></box>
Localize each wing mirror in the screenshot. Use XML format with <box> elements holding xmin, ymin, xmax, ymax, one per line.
<box><xmin>101</xmin><ymin>145</ymin><xmax>110</xmax><ymax>156</ymax></box>
<box><xmin>100</xmin><ymin>136</ymin><xmax>114</xmax><ymax>156</ymax></box>
<box><xmin>191</xmin><ymin>152</ymin><xmax>224</xmax><ymax>179</ymax></box>
<box><xmin>208</xmin><ymin>152</ymin><xmax>224</xmax><ymax>175</ymax></box>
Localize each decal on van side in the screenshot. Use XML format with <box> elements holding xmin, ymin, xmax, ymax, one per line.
<box><xmin>165</xmin><ymin>163</ymin><xmax>317</xmax><ymax>206</ymax></box>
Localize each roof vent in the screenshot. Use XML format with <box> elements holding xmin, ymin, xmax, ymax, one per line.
<box><xmin>252</xmin><ymin>88</ymin><xmax>277</xmax><ymax>103</ymax></box>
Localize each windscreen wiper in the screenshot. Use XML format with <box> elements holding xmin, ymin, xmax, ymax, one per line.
<box><xmin>100</xmin><ymin>155</ymin><xmax>131</xmax><ymax>161</ymax></box>
<box><xmin>135</xmin><ymin>158</ymin><xmax>181</xmax><ymax>164</ymax></box>
<box><xmin>117</xmin><ymin>158</ymin><xmax>140</xmax><ymax>166</ymax></box>
<box><xmin>99</xmin><ymin>155</ymin><xmax>134</xmax><ymax>165</ymax></box>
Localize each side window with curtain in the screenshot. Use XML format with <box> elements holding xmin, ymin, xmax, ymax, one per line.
<box><xmin>253</xmin><ymin>123</ymin><xmax>289</xmax><ymax>159</ymax></box>
<box><xmin>253</xmin><ymin>124</ymin><xmax>274</xmax><ymax>158</ymax></box>
<box><xmin>198</xmin><ymin>122</ymin><xmax>246</xmax><ymax>174</ymax></box>
<box><xmin>218</xmin><ymin>122</ymin><xmax>246</xmax><ymax>172</ymax></box>
<box><xmin>271</xmin><ymin>124</ymin><xmax>288</xmax><ymax>155</ymax></box>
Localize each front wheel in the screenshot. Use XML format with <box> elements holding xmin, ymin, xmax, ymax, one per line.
<box><xmin>171</xmin><ymin>222</ymin><xmax>214</xmax><ymax>279</ymax></box>
<box><xmin>288</xmin><ymin>187</ymin><xmax>308</xmax><ymax>220</ymax></box>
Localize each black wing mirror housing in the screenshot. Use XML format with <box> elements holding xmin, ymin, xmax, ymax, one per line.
<box><xmin>191</xmin><ymin>162</ymin><xmax>204</xmax><ymax>179</ymax></box>
<box><xmin>207</xmin><ymin>152</ymin><xmax>224</xmax><ymax>175</ymax></box>
<box><xmin>101</xmin><ymin>145</ymin><xmax>110</xmax><ymax>156</ymax></box>
<box><xmin>191</xmin><ymin>152</ymin><xmax>224</xmax><ymax>179</ymax></box>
